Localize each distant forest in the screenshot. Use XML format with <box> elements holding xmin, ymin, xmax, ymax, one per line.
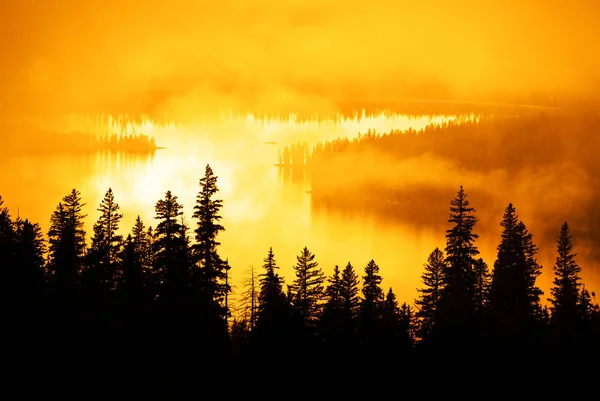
<box><xmin>1</xmin><ymin>163</ymin><xmax>599</xmax><ymax>370</ymax></box>
<box><xmin>2</xmin><ymin>127</ymin><xmax>159</xmax><ymax>155</ymax></box>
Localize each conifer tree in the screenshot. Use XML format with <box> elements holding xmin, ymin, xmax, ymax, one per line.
<box><xmin>399</xmin><ymin>302</ymin><xmax>417</xmax><ymax>347</ymax></box>
<box><xmin>517</xmin><ymin>221</ymin><xmax>544</xmax><ymax>318</ymax></box>
<box><xmin>441</xmin><ymin>186</ymin><xmax>479</xmax><ymax>323</ymax></box>
<box><xmin>340</xmin><ymin>262</ymin><xmax>360</xmax><ymax>320</ymax></box>
<box><xmin>83</xmin><ymin>188</ymin><xmax>123</xmax><ymax>291</ymax></box>
<box><xmin>549</xmin><ymin>222</ymin><xmax>582</xmax><ymax>328</ymax></box>
<box><xmin>473</xmin><ymin>258</ymin><xmax>490</xmax><ymax>313</ymax></box>
<box><xmin>0</xmin><ymin>197</ymin><xmax>16</xmax><ymax>292</ymax></box>
<box><xmin>152</xmin><ymin>191</ymin><xmax>187</xmax><ymax>298</ymax></box>
<box><xmin>47</xmin><ymin>189</ymin><xmax>87</xmax><ymax>292</ymax></box>
<box><xmin>415</xmin><ymin>247</ymin><xmax>445</xmax><ymax>339</ymax></box>
<box><xmin>320</xmin><ymin>265</ymin><xmax>343</xmax><ymax>348</ymax></box>
<box><xmin>358</xmin><ymin>259</ymin><xmax>384</xmax><ymax>347</ymax></box>
<box><xmin>128</xmin><ymin>216</ymin><xmax>153</xmax><ymax>287</ymax></box>
<box><xmin>290</xmin><ymin>246</ymin><xmax>325</xmax><ymax>328</ymax></box>
<box><xmin>13</xmin><ymin>218</ymin><xmax>46</xmax><ymax>293</ymax></box>
<box><xmin>192</xmin><ymin>164</ymin><xmax>230</xmax><ymax>319</ymax></box>
<box><xmin>256</xmin><ymin>247</ymin><xmax>288</xmax><ymax>341</ymax></box>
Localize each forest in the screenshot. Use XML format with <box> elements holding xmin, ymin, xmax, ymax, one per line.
<box><xmin>2</xmin><ymin>125</ymin><xmax>159</xmax><ymax>155</ymax></box>
<box><xmin>1</xmin><ymin>162</ymin><xmax>599</xmax><ymax>374</ymax></box>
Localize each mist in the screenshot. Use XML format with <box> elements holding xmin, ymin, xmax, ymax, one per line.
<box><xmin>2</xmin><ymin>0</ymin><xmax>599</xmax><ymax>120</ymax></box>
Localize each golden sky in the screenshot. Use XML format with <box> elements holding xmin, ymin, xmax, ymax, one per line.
<box><xmin>1</xmin><ymin>0</ymin><xmax>599</xmax><ymax>118</ymax></box>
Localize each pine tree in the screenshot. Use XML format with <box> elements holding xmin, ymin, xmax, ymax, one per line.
<box><xmin>320</xmin><ymin>265</ymin><xmax>343</xmax><ymax>348</ymax></box>
<box><xmin>517</xmin><ymin>221</ymin><xmax>544</xmax><ymax>318</ymax></box>
<box><xmin>399</xmin><ymin>302</ymin><xmax>417</xmax><ymax>347</ymax></box>
<box><xmin>13</xmin><ymin>218</ymin><xmax>46</xmax><ymax>293</ymax></box>
<box><xmin>83</xmin><ymin>188</ymin><xmax>123</xmax><ymax>291</ymax></box>
<box><xmin>290</xmin><ymin>246</ymin><xmax>325</xmax><ymax>328</ymax></box>
<box><xmin>380</xmin><ymin>288</ymin><xmax>407</xmax><ymax>351</ymax></box>
<box><xmin>549</xmin><ymin>222</ymin><xmax>582</xmax><ymax>328</ymax></box>
<box><xmin>415</xmin><ymin>247</ymin><xmax>445</xmax><ymax>340</ymax></box>
<box><xmin>128</xmin><ymin>216</ymin><xmax>153</xmax><ymax>287</ymax></box>
<box><xmin>192</xmin><ymin>164</ymin><xmax>230</xmax><ymax>319</ymax></box>
<box><xmin>340</xmin><ymin>262</ymin><xmax>360</xmax><ymax>320</ymax></box>
<box><xmin>579</xmin><ymin>285</ymin><xmax>593</xmax><ymax>322</ymax></box>
<box><xmin>473</xmin><ymin>258</ymin><xmax>490</xmax><ymax>313</ymax></box>
<box><xmin>47</xmin><ymin>189</ymin><xmax>87</xmax><ymax>292</ymax></box>
<box><xmin>0</xmin><ymin>197</ymin><xmax>16</xmax><ymax>293</ymax></box>
<box><xmin>255</xmin><ymin>247</ymin><xmax>289</xmax><ymax>344</ymax></box>
<box><xmin>152</xmin><ymin>191</ymin><xmax>187</xmax><ymax>299</ymax></box>
<box><xmin>358</xmin><ymin>259</ymin><xmax>384</xmax><ymax>347</ymax></box>
<box><xmin>238</xmin><ymin>265</ymin><xmax>259</xmax><ymax>330</ymax></box>
<box><xmin>441</xmin><ymin>185</ymin><xmax>479</xmax><ymax>324</ymax></box>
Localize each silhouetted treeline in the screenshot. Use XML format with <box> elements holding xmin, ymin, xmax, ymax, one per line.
<box><xmin>2</xmin><ymin>127</ymin><xmax>159</xmax><ymax>155</ymax></box>
<box><xmin>1</xmin><ymin>168</ymin><xmax>599</xmax><ymax>366</ymax></box>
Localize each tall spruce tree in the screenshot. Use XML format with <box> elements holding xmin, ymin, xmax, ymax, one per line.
<box><xmin>516</xmin><ymin>221</ymin><xmax>543</xmax><ymax>318</ymax></box>
<box><xmin>441</xmin><ymin>186</ymin><xmax>479</xmax><ymax>324</ymax></box>
<box><xmin>83</xmin><ymin>188</ymin><xmax>123</xmax><ymax>291</ymax></box>
<box><xmin>549</xmin><ymin>222</ymin><xmax>582</xmax><ymax>328</ymax></box>
<box><xmin>47</xmin><ymin>189</ymin><xmax>87</xmax><ymax>293</ymax></box>
<box><xmin>473</xmin><ymin>258</ymin><xmax>490</xmax><ymax>314</ymax></box>
<box><xmin>152</xmin><ymin>191</ymin><xmax>187</xmax><ymax>299</ymax></box>
<box><xmin>13</xmin><ymin>218</ymin><xmax>46</xmax><ymax>294</ymax></box>
<box><xmin>358</xmin><ymin>259</ymin><xmax>384</xmax><ymax>348</ymax></box>
<box><xmin>120</xmin><ymin>216</ymin><xmax>153</xmax><ymax>290</ymax></box>
<box><xmin>290</xmin><ymin>246</ymin><xmax>325</xmax><ymax>328</ymax></box>
<box><xmin>415</xmin><ymin>247</ymin><xmax>446</xmax><ymax>340</ymax></box>
<box><xmin>255</xmin><ymin>247</ymin><xmax>289</xmax><ymax>345</ymax></box>
<box><xmin>192</xmin><ymin>164</ymin><xmax>230</xmax><ymax>320</ymax></box>
<box><xmin>320</xmin><ymin>265</ymin><xmax>343</xmax><ymax>348</ymax></box>
<box><xmin>0</xmin><ymin>197</ymin><xmax>16</xmax><ymax>295</ymax></box>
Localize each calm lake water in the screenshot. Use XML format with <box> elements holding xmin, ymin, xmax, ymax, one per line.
<box><xmin>1</xmin><ymin>112</ymin><xmax>595</xmax><ymax>305</ymax></box>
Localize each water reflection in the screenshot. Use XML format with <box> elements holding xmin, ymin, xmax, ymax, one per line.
<box><xmin>3</xmin><ymin>112</ymin><xmax>592</xmax><ymax>305</ymax></box>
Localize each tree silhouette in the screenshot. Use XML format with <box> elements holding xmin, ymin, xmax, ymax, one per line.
<box><xmin>440</xmin><ymin>186</ymin><xmax>479</xmax><ymax>328</ymax></box>
<box><xmin>320</xmin><ymin>265</ymin><xmax>343</xmax><ymax>350</ymax></box>
<box><xmin>192</xmin><ymin>164</ymin><xmax>230</xmax><ymax>320</ymax></box>
<box><xmin>83</xmin><ymin>188</ymin><xmax>123</xmax><ymax>292</ymax></box>
<box><xmin>47</xmin><ymin>189</ymin><xmax>87</xmax><ymax>293</ymax></box>
<box><xmin>358</xmin><ymin>259</ymin><xmax>384</xmax><ymax>349</ymax></box>
<box><xmin>255</xmin><ymin>247</ymin><xmax>289</xmax><ymax>350</ymax></box>
<box><xmin>549</xmin><ymin>222</ymin><xmax>582</xmax><ymax>330</ymax></box>
<box><xmin>415</xmin><ymin>247</ymin><xmax>445</xmax><ymax>340</ymax></box>
<box><xmin>152</xmin><ymin>191</ymin><xmax>187</xmax><ymax>299</ymax></box>
<box><xmin>473</xmin><ymin>258</ymin><xmax>490</xmax><ymax>314</ymax></box>
<box><xmin>399</xmin><ymin>302</ymin><xmax>417</xmax><ymax>348</ymax></box>
<box><xmin>290</xmin><ymin>247</ymin><xmax>325</xmax><ymax>335</ymax></box>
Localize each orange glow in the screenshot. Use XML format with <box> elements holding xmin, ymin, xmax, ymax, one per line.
<box><xmin>1</xmin><ymin>1</ymin><xmax>600</xmax><ymax>315</ymax></box>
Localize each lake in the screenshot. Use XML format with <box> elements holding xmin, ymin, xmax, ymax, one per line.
<box><xmin>1</xmin><ymin>112</ymin><xmax>596</xmax><ymax>307</ymax></box>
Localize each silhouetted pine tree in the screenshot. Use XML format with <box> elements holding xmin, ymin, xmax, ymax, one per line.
<box><xmin>0</xmin><ymin>197</ymin><xmax>16</xmax><ymax>296</ymax></box>
<box><xmin>473</xmin><ymin>258</ymin><xmax>490</xmax><ymax>314</ymax></box>
<box><xmin>290</xmin><ymin>247</ymin><xmax>325</xmax><ymax>340</ymax></box>
<box><xmin>47</xmin><ymin>189</ymin><xmax>87</xmax><ymax>294</ymax></box>
<box><xmin>415</xmin><ymin>247</ymin><xmax>445</xmax><ymax>341</ymax></box>
<box><xmin>192</xmin><ymin>164</ymin><xmax>230</xmax><ymax>320</ymax></box>
<box><xmin>381</xmin><ymin>288</ymin><xmax>412</xmax><ymax>352</ymax></box>
<box><xmin>83</xmin><ymin>188</ymin><xmax>123</xmax><ymax>292</ymax></box>
<box><xmin>549</xmin><ymin>222</ymin><xmax>582</xmax><ymax>331</ymax></box>
<box><xmin>338</xmin><ymin>262</ymin><xmax>360</xmax><ymax>348</ymax></box>
<box><xmin>358</xmin><ymin>259</ymin><xmax>384</xmax><ymax>350</ymax></box>
<box><xmin>255</xmin><ymin>247</ymin><xmax>289</xmax><ymax>350</ymax></box>
<box><xmin>13</xmin><ymin>218</ymin><xmax>46</xmax><ymax>294</ymax></box>
<box><xmin>320</xmin><ymin>265</ymin><xmax>343</xmax><ymax>350</ymax></box>
<box><xmin>152</xmin><ymin>191</ymin><xmax>187</xmax><ymax>299</ymax></box>
<box><xmin>399</xmin><ymin>302</ymin><xmax>417</xmax><ymax>348</ymax></box>
<box><xmin>119</xmin><ymin>216</ymin><xmax>152</xmax><ymax>290</ymax></box>
<box><xmin>516</xmin><ymin>221</ymin><xmax>544</xmax><ymax>318</ymax></box>
<box><xmin>440</xmin><ymin>186</ymin><xmax>479</xmax><ymax>332</ymax></box>
<box><xmin>238</xmin><ymin>265</ymin><xmax>259</xmax><ymax>331</ymax></box>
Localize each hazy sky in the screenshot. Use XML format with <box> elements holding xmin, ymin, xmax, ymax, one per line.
<box><xmin>1</xmin><ymin>0</ymin><xmax>599</xmax><ymax>118</ymax></box>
